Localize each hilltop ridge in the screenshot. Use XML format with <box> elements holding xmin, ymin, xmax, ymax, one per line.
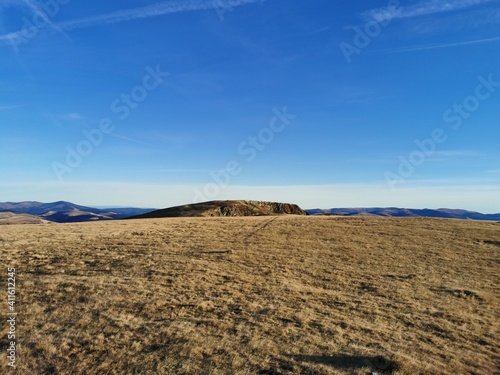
<box><xmin>129</xmin><ymin>200</ymin><xmax>308</xmax><ymax>219</ymax></box>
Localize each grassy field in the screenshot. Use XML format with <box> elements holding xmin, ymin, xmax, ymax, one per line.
<box><xmin>1</xmin><ymin>216</ymin><xmax>498</xmax><ymax>374</ymax></box>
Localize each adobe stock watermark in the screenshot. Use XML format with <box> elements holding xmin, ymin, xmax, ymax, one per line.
<box><xmin>385</xmin><ymin>74</ymin><xmax>499</xmax><ymax>191</ymax></box>
<box><xmin>52</xmin><ymin>65</ymin><xmax>169</xmax><ymax>181</ymax></box>
<box><xmin>4</xmin><ymin>0</ymin><xmax>70</xmax><ymax>53</ymax></box>
<box><xmin>6</xmin><ymin>267</ymin><xmax>17</xmax><ymax>368</ymax></box>
<box><xmin>192</xmin><ymin>107</ymin><xmax>297</xmax><ymax>203</ymax></box>
<box><xmin>339</xmin><ymin>0</ymin><xmax>401</xmax><ymax>64</ymax></box>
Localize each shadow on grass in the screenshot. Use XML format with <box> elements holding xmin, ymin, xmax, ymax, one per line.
<box><xmin>288</xmin><ymin>354</ymin><xmax>398</xmax><ymax>372</ymax></box>
<box><xmin>484</xmin><ymin>240</ymin><xmax>500</xmax><ymax>247</ymax></box>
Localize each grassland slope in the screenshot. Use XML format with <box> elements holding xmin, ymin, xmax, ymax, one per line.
<box><xmin>0</xmin><ymin>212</ymin><xmax>50</xmax><ymax>225</ymax></box>
<box><xmin>1</xmin><ymin>216</ymin><xmax>498</xmax><ymax>374</ymax></box>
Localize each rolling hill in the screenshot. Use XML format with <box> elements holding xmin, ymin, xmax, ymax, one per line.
<box><xmin>0</xmin><ymin>211</ymin><xmax>50</xmax><ymax>225</ymax></box>
<box><xmin>0</xmin><ymin>201</ymin><xmax>155</xmax><ymax>223</ymax></box>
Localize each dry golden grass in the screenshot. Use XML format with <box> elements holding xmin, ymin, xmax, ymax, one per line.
<box><xmin>0</xmin><ymin>212</ymin><xmax>48</xmax><ymax>225</ymax></box>
<box><xmin>0</xmin><ymin>216</ymin><xmax>498</xmax><ymax>374</ymax></box>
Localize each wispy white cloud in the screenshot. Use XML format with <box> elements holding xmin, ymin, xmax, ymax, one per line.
<box><xmin>405</xmin><ymin>7</ymin><xmax>500</xmax><ymax>35</ymax></box>
<box><xmin>23</xmin><ymin>0</ymin><xmax>67</xmax><ymax>35</ymax></box>
<box><xmin>432</xmin><ymin>150</ymin><xmax>483</xmax><ymax>157</ymax></box>
<box><xmin>126</xmin><ymin>168</ymin><xmax>209</xmax><ymax>173</ymax></box>
<box><xmin>44</xmin><ymin>112</ymin><xmax>85</xmax><ymax>128</ymax></box>
<box><xmin>108</xmin><ymin>133</ymin><xmax>151</xmax><ymax>146</ymax></box>
<box><xmin>366</xmin><ymin>0</ymin><xmax>497</xmax><ymax>22</ymax></box>
<box><xmin>58</xmin><ymin>112</ymin><xmax>84</xmax><ymax>120</ymax></box>
<box><xmin>0</xmin><ymin>0</ymin><xmax>70</xmax><ymax>42</ymax></box>
<box><xmin>0</xmin><ymin>104</ymin><xmax>22</xmax><ymax>111</ymax></box>
<box><xmin>424</xmin><ymin>150</ymin><xmax>485</xmax><ymax>162</ymax></box>
<box><xmin>0</xmin><ymin>0</ymin><xmax>263</xmax><ymax>43</ymax></box>
<box><xmin>56</xmin><ymin>0</ymin><xmax>260</xmax><ymax>31</ymax></box>
<box><xmin>375</xmin><ymin>36</ymin><xmax>500</xmax><ymax>53</ymax></box>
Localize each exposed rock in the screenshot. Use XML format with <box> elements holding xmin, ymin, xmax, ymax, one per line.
<box><xmin>128</xmin><ymin>200</ymin><xmax>308</xmax><ymax>219</ymax></box>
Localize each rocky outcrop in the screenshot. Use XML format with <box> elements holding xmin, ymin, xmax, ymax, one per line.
<box><xmin>128</xmin><ymin>200</ymin><xmax>308</xmax><ymax>219</ymax></box>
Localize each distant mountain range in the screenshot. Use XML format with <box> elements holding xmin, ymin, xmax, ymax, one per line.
<box><xmin>1</xmin><ymin>201</ymin><xmax>499</xmax><ymax>224</ymax></box>
<box><xmin>306</xmin><ymin>207</ymin><xmax>500</xmax><ymax>221</ymax></box>
<box><xmin>0</xmin><ymin>201</ymin><xmax>155</xmax><ymax>224</ymax></box>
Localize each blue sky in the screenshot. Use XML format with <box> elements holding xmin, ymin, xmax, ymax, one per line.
<box><xmin>0</xmin><ymin>0</ymin><xmax>499</xmax><ymax>212</ymax></box>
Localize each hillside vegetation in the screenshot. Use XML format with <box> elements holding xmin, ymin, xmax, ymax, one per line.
<box><xmin>1</xmin><ymin>216</ymin><xmax>498</xmax><ymax>374</ymax></box>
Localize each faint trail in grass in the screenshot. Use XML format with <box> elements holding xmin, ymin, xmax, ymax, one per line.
<box><xmin>242</xmin><ymin>217</ymin><xmax>279</xmax><ymax>244</ymax></box>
